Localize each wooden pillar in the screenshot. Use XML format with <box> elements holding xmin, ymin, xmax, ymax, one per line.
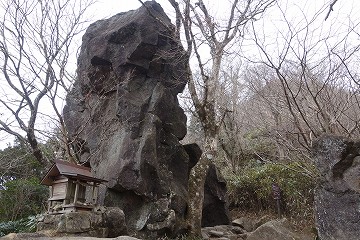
<box><xmin>73</xmin><ymin>181</ymin><xmax>79</xmax><ymax>204</ymax></box>
<box><xmin>92</xmin><ymin>183</ymin><xmax>98</xmax><ymax>205</ymax></box>
<box><xmin>48</xmin><ymin>186</ymin><xmax>53</xmax><ymax>212</ymax></box>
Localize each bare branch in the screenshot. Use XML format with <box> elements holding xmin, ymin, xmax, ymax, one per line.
<box><xmin>325</xmin><ymin>0</ymin><xmax>339</xmax><ymax>21</ymax></box>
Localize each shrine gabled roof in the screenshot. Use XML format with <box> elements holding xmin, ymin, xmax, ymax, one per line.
<box><xmin>40</xmin><ymin>160</ymin><xmax>107</xmax><ymax>186</ymax></box>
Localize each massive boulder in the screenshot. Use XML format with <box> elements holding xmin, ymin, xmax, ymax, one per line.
<box><xmin>63</xmin><ymin>1</ymin><xmax>228</xmax><ymax>238</ymax></box>
<box><xmin>312</xmin><ymin>135</ymin><xmax>360</xmax><ymax>240</ymax></box>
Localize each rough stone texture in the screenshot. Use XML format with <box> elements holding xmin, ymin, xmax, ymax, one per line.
<box><xmin>202</xmin><ymin>163</ymin><xmax>230</xmax><ymax>227</ymax></box>
<box><xmin>200</xmin><ymin>217</ymin><xmax>315</xmax><ymax>240</ymax></box>
<box><xmin>183</xmin><ymin>143</ymin><xmax>202</xmax><ymax>173</ymax></box>
<box><xmin>1</xmin><ymin>233</ymin><xmax>48</xmax><ymax>240</ymax></box>
<box><xmin>63</xmin><ymin>1</ymin><xmax>230</xmax><ymax>237</ymax></box>
<box><xmin>312</xmin><ymin>135</ymin><xmax>360</xmax><ymax>240</ymax></box>
<box><xmin>4</xmin><ymin>218</ymin><xmax>315</xmax><ymax>240</ymax></box>
<box><xmin>232</xmin><ymin>217</ymin><xmax>254</xmax><ymax>232</ymax></box>
<box><xmin>103</xmin><ymin>207</ymin><xmax>128</xmax><ymax>237</ymax></box>
<box><xmin>36</xmin><ymin>208</ymin><xmax>126</xmax><ymax>237</ymax></box>
<box><xmin>63</xmin><ymin>0</ymin><xmax>190</xmax><ymax>236</ymax></box>
<box><xmin>246</xmin><ymin>219</ymin><xmax>307</xmax><ymax>240</ymax></box>
<box><xmin>252</xmin><ymin>215</ymin><xmax>271</xmax><ymax>230</ymax></box>
<box><xmin>201</xmin><ymin>225</ymin><xmax>245</xmax><ymax>240</ymax></box>
<box><xmin>1</xmin><ymin>233</ymin><xmax>140</xmax><ymax>240</ymax></box>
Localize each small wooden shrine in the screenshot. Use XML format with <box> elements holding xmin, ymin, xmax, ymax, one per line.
<box><xmin>40</xmin><ymin>160</ymin><xmax>107</xmax><ymax>214</ymax></box>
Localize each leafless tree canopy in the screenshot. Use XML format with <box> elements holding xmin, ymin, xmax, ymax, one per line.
<box><xmin>202</xmin><ymin>0</ymin><xmax>360</xmax><ymax>177</ymax></box>
<box><xmin>0</xmin><ymin>0</ymin><xmax>93</xmax><ymax>164</ymax></box>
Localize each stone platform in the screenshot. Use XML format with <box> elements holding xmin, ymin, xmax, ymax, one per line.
<box><xmin>36</xmin><ymin>207</ymin><xmax>126</xmax><ymax>238</ymax></box>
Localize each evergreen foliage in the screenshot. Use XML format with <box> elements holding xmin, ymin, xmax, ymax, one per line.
<box><xmin>226</xmin><ymin>162</ymin><xmax>317</xmax><ymax>221</ymax></box>
<box><xmin>0</xmin><ymin>216</ymin><xmax>37</xmax><ymax>237</ymax></box>
<box><xmin>0</xmin><ymin>144</ymin><xmax>48</xmax><ymax>222</ymax></box>
<box><xmin>0</xmin><ymin>177</ymin><xmax>47</xmax><ymax>221</ymax></box>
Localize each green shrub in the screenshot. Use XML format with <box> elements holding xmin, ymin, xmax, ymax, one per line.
<box><xmin>0</xmin><ymin>216</ymin><xmax>37</xmax><ymax>237</ymax></box>
<box><xmin>227</xmin><ymin>162</ymin><xmax>317</xmax><ymax>220</ymax></box>
<box><xmin>0</xmin><ymin>177</ymin><xmax>48</xmax><ymax>221</ymax></box>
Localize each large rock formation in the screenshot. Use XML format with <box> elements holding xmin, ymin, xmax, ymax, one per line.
<box><xmin>312</xmin><ymin>135</ymin><xmax>360</xmax><ymax>240</ymax></box>
<box><xmin>63</xmin><ymin>1</ymin><xmax>229</xmax><ymax>238</ymax></box>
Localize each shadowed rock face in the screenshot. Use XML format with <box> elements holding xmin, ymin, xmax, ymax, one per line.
<box><xmin>202</xmin><ymin>163</ymin><xmax>230</xmax><ymax>227</ymax></box>
<box><xmin>312</xmin><ymin>135</ymin><xmax>360</xmax><ymax>240</ymax></box>
<box><xmin>63</xmin><ymin>1</ymin><xmax>191</xmax><ymax>237</ymax></box>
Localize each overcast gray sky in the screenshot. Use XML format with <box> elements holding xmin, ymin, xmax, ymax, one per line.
<box><xmin>1</xmin><ymin>0</ymin><xmax>359</xmax><ymax>149</ymax></box>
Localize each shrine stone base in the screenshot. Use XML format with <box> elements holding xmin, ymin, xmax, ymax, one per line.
<box><xmin>37</xmin><ymin>207</ymin><xmax>127</xmax><ymax>238</ymax></box>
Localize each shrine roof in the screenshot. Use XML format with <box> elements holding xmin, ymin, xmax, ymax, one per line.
<box><xmin>40</xmin><ymin>160</ymin><xmax>107</xmax><ymax>186</ymax></box>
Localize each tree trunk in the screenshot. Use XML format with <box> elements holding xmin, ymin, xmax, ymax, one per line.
<box><xmin>186</xmin><ymin>134</ymin><xmax>218</xmax><ymax>236</ymax></box>
<box><xmin>27</xmin><ymin>131</ymin><xmax>46</xmax><ymax>165</ymax></box>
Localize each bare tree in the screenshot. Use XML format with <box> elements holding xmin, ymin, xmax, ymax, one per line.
<box><xmin>246</xmin><ymin>0</ymin><xmax>360</xmax><ymax>164</ymax></box>
<box><xmin>214</xmin><ymin>63</ymin><xmax>247</xmax><ymax>172</ymax></box>
<box><xmin>148</xmin><ymin>0</ymin><xmax>276</xmax><ymax>235</ymax></box>
<box><xmin>0</xmin><ymin>0</ymin><xmax>94</xmax><ymax>165</ymax></box>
